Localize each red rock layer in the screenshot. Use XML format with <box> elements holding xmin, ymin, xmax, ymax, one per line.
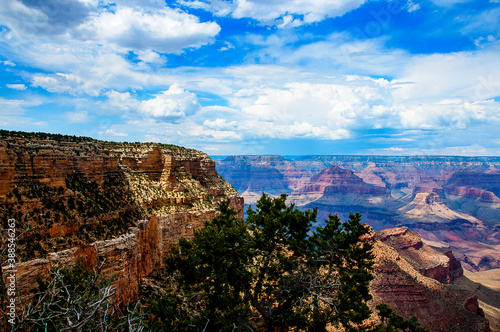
<box><xmin>371</xmin><ymin>228</ymin><xmax>490</xmax><ymax>331</ymax></box>
<box><xmin>376</xmin><ymin>227</ymin><xmax>463</xmax><ymax>284</ymax></box>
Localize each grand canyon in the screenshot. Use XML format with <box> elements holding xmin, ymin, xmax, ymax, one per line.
<box><xmin>0</xmin><ymin>132</ymin><xmax>498</xmax><ymax>331</ymax></box>
<box><xmin>216</xmin><ymin>155</ymin><xmax>500</xmax><ymax>331</ymax></box>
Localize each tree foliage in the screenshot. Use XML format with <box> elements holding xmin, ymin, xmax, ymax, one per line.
<box><xmin>153</xmin><ymin>194</ymin><xmax>375</xmax><ymax>331</ymax></box>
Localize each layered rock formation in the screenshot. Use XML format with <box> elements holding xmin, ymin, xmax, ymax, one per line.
<box><xmin>215</xmin><ymin>155</ymin><xmax>292</xmax><ymax>204</ymax></box>
<box><xmin>370</xmin><ymin>227</ymin><xmax>491</xmax><ymax>331</ymax></box>
<box><xmin>216</xmin><ymin>155</ymin><xmax>500</xmax><ymax>271</ymax></box>
<box><xmin>376</xmin><ymin>227</ymin><xmax>463</xmax><ymax>284</ymax></box>
<box><xmin>0</xmin><ymin>131</ymin><xmax>243</xmax><ymax>305</ymax></box>
<box><xmin>12</xmin><ymin>206</ymin><xmax>245</xmax><ymax>304</ymax></box>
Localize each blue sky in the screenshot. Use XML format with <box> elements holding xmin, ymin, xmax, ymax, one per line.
<box><xmin>1</xmin><ymin>0</ymin><xmax>500</xmax><ymax>155</ymax></box>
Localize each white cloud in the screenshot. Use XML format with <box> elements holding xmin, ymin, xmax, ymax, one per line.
<box><xmin>65</xmin><ymin>110</ymin><xmax>91</xmax><ymax>123</ymax></box>
<box><xmin>105</xmin><ymin>90</ymin><xmax>140</xmax><ymax>111</ymax></box>
<box><xmin>393</xmin><ymin>44</ymin><xmax>500</xmax><ymax>101</ymax></box>
<box><xmin>234</xmin><ymin>78</ymin><xmax>394</xmax><ymax>135</ymax></box>
<box><xmin>135</xmin><ymin>50</ymin><xmax>165</xmax><ymax>64</ymax></box>
<box><xmin>99</xmin><ymin>129</ymin><xmax>128</xmax><ymax>137</ymax></box>
<box><xmin>32</xmin><ymin>73</ymin><xmax>102</xmax><ymax>96</ymax></box>
<box><xmin>1</xmin><ymin>60</ymin><xmax>15</xmax><ymax>66</ymax></box>
<box><xmin>0</xmin><ymin>1</ymin><xmax>221</xmax><ymax>99</ymax></box>
<box><xmin>405</xmin><ymin>0</ymin><xmax>421</xmax><ymax>13</ymax></box>
<box><xmin>188</xmin><ymin>126</ymin><xmax>243</xmax><ymax>141</ymax></box>
<box><xmin>0</xmin><ymin>0</ymin><xmax>95</xmax><ymax>36</ymax></box>
<box><xmin>6</xmin><ymin>83</ymin><xmax>27</xmax><ymax>90</ymax></box>
<box><xmin>181</xmin><ymin>0</ymin><xmax>369</xmax><ymax>26</ymax></box>
<box><xmin>386</xmin><ymin>147</ymin><xmax>405</xmax><ymax>152</ymax></box>
<box><xmin>203</xmin><ymin>118</ymin><xmax>238</xmax><ymax>129</ymax></box>
<box><xmin>219</xmin><ymin>41</ymin><xmax>235</xmax><ymax>52</ymax></box>
<box><xmin>0</xmin><ymin>97</ymin><xmax>45</xmax><ymax>127</ymax></box>
<box><xmin>78</xmin><ymin>6</ymin><xmax>220</xmax><ymax>53</ymax></box>
<box><xmin>139</xmin><ymin>84</ymin><xmax>201</xmax><ymax>119</ymax></box>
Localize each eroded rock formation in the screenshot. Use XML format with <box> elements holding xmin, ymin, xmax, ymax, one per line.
<box><xmin>371</xmin><ymin>227</ymin><xmax>491</xmax><ymax>332</ymax></box>
<box><xmin>0</xmin><ymin>131</ymin><xmax>244</xmax><ymax>305</ymax></box>
<box><xmin>376</xmin><ymin>227</ymin><xmax>463</xmax><ymax>284</ymax></box>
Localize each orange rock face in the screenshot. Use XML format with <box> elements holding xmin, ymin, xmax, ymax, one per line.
<box><xmin>12</xmin><ymin>203</ymin><xmax>242</xmax><ymax>305</ymax></box>
<box><xmin>0</xmin><ymin>132</ymin><xmax>243</xmax><ymax>306</ymax></box>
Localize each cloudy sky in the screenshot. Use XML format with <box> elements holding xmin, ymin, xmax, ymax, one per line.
<box><xmin>1</xmin><ymin>0</ymin><xmax>499</xmax><ymax>155</ymax></box>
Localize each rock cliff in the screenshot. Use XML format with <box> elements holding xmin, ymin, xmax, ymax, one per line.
<box><xmin>371</xmin><ymin>227</ymin><xmax>491</xmax><ymax>331</ymax></box>
<box><xmin>376</xmin><ymin>227</ymin><xmax>463</xmax><ymax>284</ymax></box>
<box><xmin>287</xmin><ymin>165</ymin><xmax>394</xmax><ymax>213</ymax></box>
<box><xmin>0</xmin><ymin>130</ymin><xmax>243</xmax><ymax>305</ymax></box>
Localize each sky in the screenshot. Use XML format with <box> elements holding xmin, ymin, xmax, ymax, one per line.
<box><xmin>1</xmin><ymin>0</ymin><xmax>500</xmax><ymax>156</ymax></box>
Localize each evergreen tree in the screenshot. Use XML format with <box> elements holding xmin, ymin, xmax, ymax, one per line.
<box><xmin>155</xmin><ymin>194</ymin><xmax>375</xmax><ymax>331</ymax></box>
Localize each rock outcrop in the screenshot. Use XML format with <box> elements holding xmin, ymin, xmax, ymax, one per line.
<box><xmin>288</xmin><ymin>165</ymin><xmax>393</xmax><ymax>207</ymax></box>
<box><xmin>0</xmin><ymin>131</ymin><xmax>244</xmax><ymax>305</ymax></box>
<box><xmin>376</xmin><ymin>227</ymin><xmax>463</xmax><ymax>284</ymax></box>
<box><xmin>371</xmin><ymin>227</ymin><xmax>491</xmax><ymax>331</ymax></box>
<box><xmin>11</xmin><ymin>205</ymin><xmax>247</xmax><ymax>304</ymax></box>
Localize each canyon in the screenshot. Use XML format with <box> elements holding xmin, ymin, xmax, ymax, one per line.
<box><xmin>216</xmin><ymin>155</ymin><xmax>500</xmax><ymax>330</ymax></box>
<box><xmin>369</xmin><ymin>227</ymin><xmax>492</xmax><ymax>331</ymax></box>
<box><xmin>216</xmin><ymin>155</ymin><xmax>500</xmax><ymax>272</ymax></box>
<box><xmin>0</xmin><ymin>132</ymin><xmax>497</xmax><ymax>331</ymax></box>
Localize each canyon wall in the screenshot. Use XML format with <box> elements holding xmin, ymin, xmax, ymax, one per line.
<box><xmin>11</xmin><ymin>202</ymin><xmax>244</xmax><ymax>305</ymax></box>
<box><xmin>216</xmin><ymin>155</ymin><xmax>500</xmax><ymax>272</ymax></box>
<box><xmin>0</xmin><ymin>131</ymin><xmax>244</xmax><ymax>305</ymax></box>
<box><xmin>371</xmin><ymin>227</ymin><xmax>491</xmax><ymax>332</ymax></box>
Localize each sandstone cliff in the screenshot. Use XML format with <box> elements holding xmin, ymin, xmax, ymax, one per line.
<box><xmin>0</xmin><ymin>130</ymin><xmax>244</xmax><ymax>305</ymax></box>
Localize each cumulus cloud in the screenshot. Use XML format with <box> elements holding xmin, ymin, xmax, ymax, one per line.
<box><xmin>105</xmin><ymin>90</ymin><xmax>140</xmax><ymax>111</ymax></box>
<box><xmin>235</xmin><ymin>78</ymin><xmax>394</xmax><ymax>135</ymax></box>
<box><xmin>203</xmin><ymin>118</ymin><xmax>238</xmax><ymax>129</ymax></box>
<box><xmin>1</xmin><ymin>0</ymin><xmax>220</xmax><ymax>53</ymax></box>
<box><xmin>0</xmin><ymin>0</ymin><xmax>221</xmax><ymax>97</ymax></box>
<box><xmin>99</xmin><ymin>129</ymin><xmax>128</xmax><ymax>137</ymax></box>
<box><xmin>188</xmin><ymin>126</ymin><xmax>243</xmax><ymax>141</ymax></box>
<box><xmin>393</xmin><ymin>44</ymin><xmax>500</xmax><ymax>101</ymax></box>
<box><xmin>0</xmin><ymin>0</ymin><xmax>95</xmax><ymax>36</ymax></box>
<box><xmin>77</xmin><ymin>6</ymin><xmax>220</xmax><ymax>53</ymax></box>
<box><xmin>32</xmin><ymin>73</ymin><xmax>102</xmax><ymax>96</ymax></box>
<box><xmin>139</xmin><ymin>84</ymin><xmax>201</xmax><ymax>119</ymax></box>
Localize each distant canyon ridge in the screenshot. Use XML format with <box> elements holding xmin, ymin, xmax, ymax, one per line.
<box><xmin>215</xmin><ymin>155</ymin><xmax>500</xmax><ymax>272</ymax></box>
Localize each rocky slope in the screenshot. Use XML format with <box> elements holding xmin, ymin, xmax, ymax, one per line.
<box><xmin>369</xmin><ymin>227</ymin><xmax>491</xmax><ymax>331</ymax></box>
<box><xmin>0</xmin><ymin>130</ymin><xmax>243</xmax><ymax>304</ymax></box>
